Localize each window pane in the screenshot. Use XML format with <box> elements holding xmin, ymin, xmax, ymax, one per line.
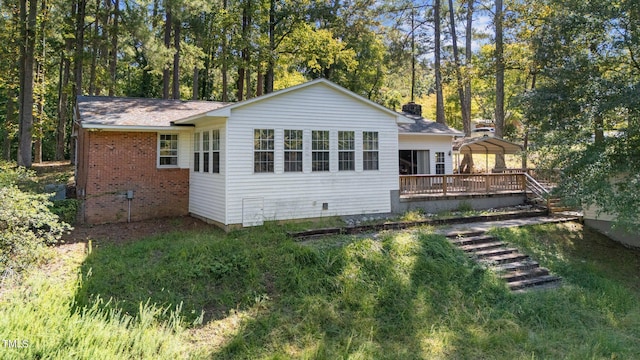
<box><xmin>312</xmin><ymin>130</ymin><xmax>330</xmax><ymax>171</ymax></box>
<box><xmin>211</xmin><ymin>130</ymin><xmax>220</xmax><ymax>151</ymax></box>
<box><xmin>254</xmin><ymin>129</ymin><xmax>274</xmax><ymax>173</ymax></box>
<box><xmin>160</xmin><ymin>134</ymin><xmax>178</xmax><ymax>166</ymax></box>
<box><xmin>363</xmin><ymin>151</ymin><xmax>379</xmax><ymax>170</ymax></box>
<box><xmin>212</xmin><ymin>152</ymin><xmax>220</xmax><ymax>173</ymax></box>
<box><xmin>203</xmin><ymin>131</ymin><xmax>210</xmax><ymax>151</ymax></box>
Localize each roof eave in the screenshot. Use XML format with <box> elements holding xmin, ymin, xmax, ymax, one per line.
<box><xmin>80</xmin><ymin>124</ymin><xmax>191</xmax><ymax>132</ymax></box>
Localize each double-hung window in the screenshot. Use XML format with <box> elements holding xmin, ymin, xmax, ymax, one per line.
<box><xmin>193</xmin><ymin>133</ymin><xmax>200</xmax><ymax>172</ymax></box>
<box><xmin>338</xmin><ymin>131</ymin><xmax>355</xmax><ymax>171</ymax></box>
<box><xmin>203</xmin><ymin>131</ymin><xmax>210</xmax><ymax>173</ymax></box>
<box><xmin>159</xmin><ymin>134</ymin><xmax>178</xmax><ymax>167</ymax></box>
<box><xmin>284</xmin><ymin>130</ymin><xmax>303</xmax><ymax>172</ymax></box>
<box><xmin>363</xmin><ymin>131</ymin><xmax>379</xmax><ymax>170</ymax></box>
<box><xmin>435</xmin><ymin>151</ymin><xmax>445</xmax><ymax>174</ymax></box>
<box><xmin>211</xmin><ymin>129</ymin><xmax>220</xmax><ymax>173</ymax></box>
<box><xmin>254</xmin><ymin>129</ymin><xmax>274</xmax><ymax>173</ymax></box>
<box><xmin>312</xmin><ymin>130</ymin><xmax>330</xmax><ymax>172</ymax></box>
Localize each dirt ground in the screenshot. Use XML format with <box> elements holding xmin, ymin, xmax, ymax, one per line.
<box><xmin>61</xmin><ymin>216</ymin><xmax>218</xmax><ymax>245</ymax></box>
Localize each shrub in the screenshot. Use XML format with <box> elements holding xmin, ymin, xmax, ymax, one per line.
<box><xmin>0</xmin><ymin>163</ymin><xmax>71</xmax><ymax>275</ymax></box>
<box><xmin>50</xmin><ymin>199</ymin><xmax>79</xmax><ymax>225</ymax></box>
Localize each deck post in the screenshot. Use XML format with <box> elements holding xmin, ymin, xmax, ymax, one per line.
<box><xmin>486</xmin><ymin>174</ymin><xmax>491</xmax><ymax>193</ymax></box>
<box><xmin>443</xmin><ymin>175</ymin><xmax>447</xmax><ymax>195</ymax></box>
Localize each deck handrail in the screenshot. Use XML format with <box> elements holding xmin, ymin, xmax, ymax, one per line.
<box><xmin>523</xmin><ymin>172</ymin><xmax>551</xmax><ymax>209</ymax></box>
<box><xmin>399</xmin><ymin>173</ymin><xmax>526</xmax><ymax>196</ymax></box>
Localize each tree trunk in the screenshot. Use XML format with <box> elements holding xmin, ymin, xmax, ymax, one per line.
<box><xmin>74</xmin><ymin>0</ymin><xmax>86</xmax><ymax>97</ymax></box>
<box><xmin>434</xmin><ymin>0</ymin><xmax>445</xmax><ymax>124</ymax></box>
<box><xmin>88</xmin><ymin>0</ymin><xmax>99</xmax><ymax>96</ymax></box>
<box><xmin>494</xmin><ymin>0</ymin><xmax>505</xmax><ymax>169</ymax></box>
<box><xmin>221</xmin><ymin>0</ymin><xmax>228</xmax><ymax>101</ymax></box>
<box><xmin>17</xmin><ymin>0</ymin><xmax>38</xmax><ymax>168</ymax></box>
<box><xmin>244</xmin><ymin>1</ymin><xmax>252</xmax><ymax>100</ymax></box>
<box><xmin>448</xmin><ymin>0</ymin><xmax>469</xmax><ymax>128</ymax></box>
<box><xmin>163</xmin><ymin>8</ymin><xmax>171</xmax><ymax>99</ymax></box>
<box><xmin>3</xmin><ymin>88</ymin><xmax>16</xmax><ymax>161</ymax></box>
<box><xmin>265</xmin><ymin>0</ymin><xmax>275</xmax><ymax>94</ymax></box>
<box><xmin>108</xmin><ymin>0</ymin><xmax>118</xmax><ymax>96</ymax></box>
<box><xmin>192</xmin><ymin>67</ymin><xmax>199</xmax><ymax>100</ymax></box>
<box><xmin>256</xmin><ymin>66</ymin><xmax>263</xmax><ymax>96</ymax></box>
<box><xmin>460</xmin><ymin>0</ymin><xmax>475</xmax><ymax>173</ymax></box>
<box><xmin>172</xmin><ymin>19</ymin><xmax>180</xmax><ymax>99</ymax></box>
<box><xmin>56</xmin><ymin>4</ymin><xmax>74</xmax><ymax>161</ymax></box>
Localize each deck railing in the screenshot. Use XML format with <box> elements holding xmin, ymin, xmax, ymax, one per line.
<box><xmin>399</xmin><ymin>173</ymin><xmax>526</xmax><ymax>196</ymax></box>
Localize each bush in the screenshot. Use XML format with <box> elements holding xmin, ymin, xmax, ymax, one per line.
<box><xmin>0</xmin><ymin>163</ymin><xmax>71</xmax><ymax>275</ymax></box>
<box><xmin>50</xmin><ymin>199</ymin><xmax>79</xmax><ymax>225</ymax></box>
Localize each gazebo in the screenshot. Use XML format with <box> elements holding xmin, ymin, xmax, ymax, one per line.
<box><xmin>453</xmin><ymin>135</ymin><xmax>523</xmax><ymax>173</ymax></box>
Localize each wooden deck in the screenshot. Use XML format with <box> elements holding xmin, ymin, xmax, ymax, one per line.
<box><xmin>400</xmin><ymin>173</ymin><xmax>526</xmax><ymax>197</ymax></box>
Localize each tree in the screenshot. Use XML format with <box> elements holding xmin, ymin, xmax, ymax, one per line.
<box><xmin>434</xmin><ymin>0</ymin><xmax>446</xmax><ymax>124</ymax></box>
<box><xmin>493</xmin><ymin>0</ymin><xmax>505</xmax><ymax>169</ymax></box>
<box><xmin>524</xmin><ymin>0</ymin><xmax>640</xmax><ymax>230</ymax></box>
<box><xmin>17</xmin><ymin>0</ymin><xmax>38</xmax><ymax>168</ymax></box>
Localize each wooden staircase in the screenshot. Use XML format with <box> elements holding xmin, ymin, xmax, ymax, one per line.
<box><xmin>523</xmin><ymin>173</ymin><xmax>572</xmax><ymax>214</ymax></box>
<box><xmin>446</xmin><ymin>231</ymin><xmax>562</xmax><ymax>292</ymax></box>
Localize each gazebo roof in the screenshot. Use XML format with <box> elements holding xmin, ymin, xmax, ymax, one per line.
<box><xmin>453</xmin><ymin>136</ymin><xmax>523</xmax><ymax>155</ymax></box>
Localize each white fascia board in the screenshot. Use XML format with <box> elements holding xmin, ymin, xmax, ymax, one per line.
<box><xmin>399</xmin><ymin>132</ymin><xmax>462</xmax><ymax>137</ymax></box>
<box><xmin>82</xmin><ymin>124</ymin><xmax>192</xmax><ymax>132</ymax></box>
<box><xmin>199</xmin><ymin>78</ymin><xmax>405</xmax><ymax>122</ymax></box>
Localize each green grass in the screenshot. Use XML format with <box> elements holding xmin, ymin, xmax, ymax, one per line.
<box><xmin>2</xmin><ymin>222</ymin><xmax>640</xmax><ymax>359</ymax></box>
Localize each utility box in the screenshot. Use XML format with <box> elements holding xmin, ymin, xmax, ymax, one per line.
<box><xmin>126</xmin><ymin>190</ymin><xmax>134</xmax><ymax>199</ymax></box>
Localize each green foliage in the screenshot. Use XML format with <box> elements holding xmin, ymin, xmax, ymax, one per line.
<box><xmin>58</xmin><ymin>222</ymin><xmax>640</xmax><ymax>358</ymax></box>
<box><xmin>49</xmin><ymin>199</ymin><xmax>78</xmax><ymax>225</ymax></box>
<box><xmin>524</xmin><ymin>0</ymin><xmax>640</xmax><ymax>230</ymax></box>
<box><xmin>0</xmin><ymin>164</ymin><xmax>71</xmax><ymax>274</ymax></box>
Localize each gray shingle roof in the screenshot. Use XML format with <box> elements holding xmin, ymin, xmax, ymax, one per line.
<box><xmin>397</xmin><ymin>113</ymin><xmax>463</xmax><ymax>136</ymax></box>
<box><xmin>77</xmin><ymin>96</ymin><xmax>231</xmax><ymax>127</ymax></box>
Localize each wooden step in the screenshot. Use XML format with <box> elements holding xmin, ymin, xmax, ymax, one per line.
<box><xmin>493</xmin><ymin>259</ymin><xmax>540</xmax><ymax>272</ymax></box>
<box><xmin>500</xmin><ymin>267</ymin><xmax>549</xmax><ymax>283</ymax></box>
<box><xmin>449</xmin><ymin>234</ymin><xmax>496</xmax><ymax>246</ymax></box>
<box><xmin>445</xmin><ymin>230</ymin><xmax>487</xmax><ymax>239</ymax></box>
<box><xmin>480</xmin><ymin>252</ymin><xmax>530</xmax><ymax>264</ymax></box>
<box><xmin>471</xmin><ymin>247</ymin><xmax>519</xmax><ymax>259</ymax></box>
<box><xmin>459</xmin><ymin>241</ymin><xmax>506</xmax><ymax>252</ymax></box>
<box><xmin>508</xmin><ymin>275</ymin><xmax>562</xmax><ymax>291</ymax></box>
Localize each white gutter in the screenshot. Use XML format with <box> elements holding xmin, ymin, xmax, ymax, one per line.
<box><xmin>82</xmin><ymin>124</ymin><xmax>193</xmax><ymax>131</ymax></box>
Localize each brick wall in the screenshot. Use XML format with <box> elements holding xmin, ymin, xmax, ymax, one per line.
<box><xmin>78</xmin><ymin>130</ymin><xmax>189</xmax><ymax>224</ymax></box>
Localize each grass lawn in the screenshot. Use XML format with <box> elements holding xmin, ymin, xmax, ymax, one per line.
<box><xmin>1</xmin><ymin>221</ymin><xmax>639</xmax><ymax>359</ymax></box>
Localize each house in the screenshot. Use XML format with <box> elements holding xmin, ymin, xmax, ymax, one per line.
<box><xmin>74</xmin><ymin>79</ymin><xmax>461</xmax><ymax>228</ymax></box>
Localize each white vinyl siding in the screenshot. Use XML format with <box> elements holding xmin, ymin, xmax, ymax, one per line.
<box><xmin>398</xmin><ymin>134</ymin><xmax>455</xmax><ymax>175</ymax></box>
<box><xmin>188</xmin><ymin>120</ymin><xmax>227</xmax><ymax>225</ymax></box>
<box><xmin>224</xmin><ymin>83</ymin><xmax>399</xmax><ymax>226</ymax></box>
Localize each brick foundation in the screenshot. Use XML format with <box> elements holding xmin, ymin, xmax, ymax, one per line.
<box><xmin>77</xmin><ymin>130</ymin><xmax>189</xmax><ymax>224</ymax></box>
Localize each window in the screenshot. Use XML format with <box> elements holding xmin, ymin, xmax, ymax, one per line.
<box><xmin>193</xmin><ymin>133</ymin><xmax>200</xmax><ymax>172</ymax></box>
<box><xmin>312</xmin><ymin>130</ymin><xmax>330</xmax><ymax>171</ymax></box>
<box><xmin>203</xmin><ymin>131</ymin><xmax>210</xmax><ymax>173</ymax></box>
<box><xmin>363</xmin><ymin>131</ymin><xmax>379</xmax><ymax>170</ymax></box>
<box><xmin>159</xmin><ymin>134</ymin><xmax>178</xmax><ymax>167</ymax></box>
<box><xmin>338</xmin><ymin>131</ymin><xmax>355</xmax><ymax>171</ymax></box>
<box><xmin>435</xmin><ymin>151</ymin><xmax>445</xmax><ymax>174</ymax></box>
<box><xmin>284</xmin><ymin>130</ymin><xmax>303</xmax><ymax>172</ymax></box>
<box><xmin>254</xmin><ymin>129</ymin><xmax>274</xmax><ymax>173</ymax></box>
<box><xmin>211</xmin><ymin>129</ymin><xmax>220</xmax><ymax>173</ymax></box>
